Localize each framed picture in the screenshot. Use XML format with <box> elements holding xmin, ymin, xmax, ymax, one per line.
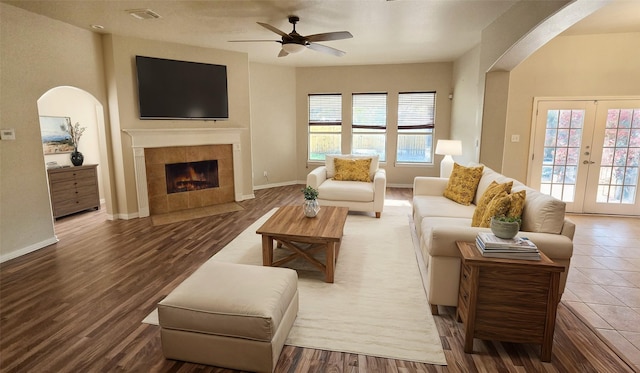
<box><xmin>40</xmin><ymin>116</ymin><xmax>74</xmax><ymax>154</ymax></box>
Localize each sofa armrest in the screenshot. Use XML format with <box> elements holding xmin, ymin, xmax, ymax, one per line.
<box><xmin>425</xmin><ymin>224</ymin><xmax>573</xmax><ymax>260</ymax></box>
<box><xmin>413</xmin><ymin>177</ymin><xmax>449</xmax><ymax>197</ymax></box>
<box><xmin>425</xmin><ymin>225</ymin><xmax>486</xmax><ymax>257</ymax></box>
<box><xmin>561</xmin><ymin>218</ymin><xmax>576</xmax><ymax>240</ymax></box>
<box><xmin>373</xmin><ymin>169</ymin><xmax>387</xmax><ymax>214</ymax></box>
<box><xmin>306</xmin><ymin>166</ymin><xmax>327</xmax><ymax>190</ymax></box>
<box><xmin>373</xmin><ymin>168</ymin><xmax>386</xmax><ymax>188</ymax></box>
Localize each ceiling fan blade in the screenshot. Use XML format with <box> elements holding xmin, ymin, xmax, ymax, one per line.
<box><xmin>278</xmin><ymin>49</ymin><xmax>289</xmax><ymax>58</ymax></box>
<box><xmin>307</xmin><ymin>42</ymin><xmax>346</xmax><ymax>57</ymax></box>
<box><xmin>257</xmin><ymin>22</ymin><xmax>289</xmax><ymax>37</ymax></box>
<box><xmin>305</xmin><ymin>31</ymin><xmax>353</xmax><ymax>42</ymax></box>
<box><xmin>228</xmin><ymin>40</ymin><xmax>281</xmax><ymax>43</ymax></box>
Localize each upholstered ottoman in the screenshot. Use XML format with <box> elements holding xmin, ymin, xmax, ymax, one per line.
<box><xmin>158</xmin><ymin>261</ymin><xmax>299</xmax><ymax>372</ymax></box>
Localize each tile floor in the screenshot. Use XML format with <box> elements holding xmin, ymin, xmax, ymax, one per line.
<box><xmin>562</xmin><ymin>214</ymin><xmax>640</xmax><ymax>371</ymax></box>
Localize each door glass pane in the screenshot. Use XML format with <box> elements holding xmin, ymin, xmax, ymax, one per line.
<box><xmin>540</xmin><ymin>109</ymin><xmax>584</xmax><ymax>202</ymax></box>
<box><xmin>596</xmin><ymin>108</ymin><xmax>640</xmax><ymax>204</ymax></box>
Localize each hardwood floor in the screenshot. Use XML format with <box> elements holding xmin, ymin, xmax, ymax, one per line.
<box><xmin>0</xmin><ymin>185</ymin><xmax>634</xmax><ymax>372</ymax></box>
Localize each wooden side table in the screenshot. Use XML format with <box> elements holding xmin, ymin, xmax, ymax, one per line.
<box><xmin>455</xmin><ymin>241</ymin><xmax>565</xmax><ymax>362</ymax></box>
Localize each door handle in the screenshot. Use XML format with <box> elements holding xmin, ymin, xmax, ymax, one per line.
<box><xmin>583</xmin><ymin>160</ymin><xmax>595</xmax><ymax>164</ymax></box>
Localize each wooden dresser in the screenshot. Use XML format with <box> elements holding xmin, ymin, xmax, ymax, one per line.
<box><xmin>47</xmin><ymin>164</ymin><xmax>100</xmax><ymax>218</ymax></box>
<box><xmin>455</xmin><ymin>241</ymin><xmax>565</xmax><ymax>362</ymax></box>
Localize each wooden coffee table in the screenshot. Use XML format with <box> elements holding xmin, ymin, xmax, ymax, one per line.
<box><xmin>256</xmin><ymin>205</ymin><xmax>349</xmax><ymax>283</ymax></box>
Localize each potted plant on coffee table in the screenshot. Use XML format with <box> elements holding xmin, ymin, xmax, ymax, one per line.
<box><xmin>301</xmin><ymin>186</ymin><xmax>320</xmax><ymax>218</ymax></box>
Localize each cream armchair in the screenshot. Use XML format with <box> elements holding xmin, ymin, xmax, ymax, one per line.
<box><xmin>306</xmin><ymin>154</ymin><xmax>386</xmax><ymax>218</ymax></box>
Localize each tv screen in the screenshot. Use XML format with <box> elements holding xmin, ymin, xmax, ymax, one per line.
<box><xmin>135</xmin><ymin>55</ymin><xmax>228</xmax><ymax>120</ymax></box>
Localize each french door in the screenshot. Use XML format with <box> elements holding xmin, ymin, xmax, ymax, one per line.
<box><xmin>529</xmin><ymin>99</ymin><xmax>640</xmax><ymax>215</ymax></box>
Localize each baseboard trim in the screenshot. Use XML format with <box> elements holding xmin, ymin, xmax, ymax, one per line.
<box><xmin>0</xmin><ymin>236</ymin><xmax>59</xmax><ymax>264</ymax></box>
<box><xmin>253</xmin><ymin>180</ymin><xmax>300</xmax><ymax>191</ymax></box>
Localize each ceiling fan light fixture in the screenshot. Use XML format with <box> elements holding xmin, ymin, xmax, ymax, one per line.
<box><xmin>282</xmin><ymin>43</ymin><xmax>306</xmax><ymax>54</ymax></box>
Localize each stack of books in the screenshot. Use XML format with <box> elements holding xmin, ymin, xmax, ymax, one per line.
<box><xmin>475</xmin><ymin>232</ymin><xmax>541</xmax><ymax>260</ymax></box>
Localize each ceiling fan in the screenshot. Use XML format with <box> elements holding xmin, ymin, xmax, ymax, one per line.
<box><xmin>230</xmin><ymin>15</ymin><xmax>353</xmax><ymax>57</ymax></box>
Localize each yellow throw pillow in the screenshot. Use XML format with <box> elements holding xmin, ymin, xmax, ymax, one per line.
<box><xmin>443</xmin><ymin>163</ymin><xmax>484</xmax><ymax>206</ymax></box>
<box><xmin>507</xmin><ymin>189</ymin><xmax>526</xmax><ymax>220</ymax></box>
<box><xmin>333</xmin><ymin>158</ymin><xmax>372</xmax><ymax>182</ymax></box>
<box><xmin>479</xmin><ymin>190</ymin><xmax>511</xmax><ymax>227</ymax></box>
<box><xmin>471</xmin><ymin>181</ymin><xmax>513</xmax><ymax>227</ymax></box>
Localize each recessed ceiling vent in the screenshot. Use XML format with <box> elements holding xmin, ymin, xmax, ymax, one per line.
<box><xmin>127</xmin><ymin>9</ymin><xmax>161</xmax><ymax>20</ymax></box>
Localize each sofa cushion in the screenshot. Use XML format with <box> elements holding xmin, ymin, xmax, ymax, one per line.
<box><xmin>318</xmin><ymin>179</ymin><xmax>374</xmax><ymax>202</ymax></box>
<box><xmin>333</xmin><ymin>158</ymin><xmax>372</xmax><ymax>182</ymax></box>
<box><xmin>471</xmin><ymin>181</ymin><xmax>513</xmax><ymax>227</ymax></box>
<box><xmin>326</xmin><ymin>154</ymin><xmax>379</xmax><ymax>180</ymax></box>
<box><xmin>158</xmin><ymin>261</ymin><xmax>298</xmax><ymax>342</ymax></box>
<box><xmin>443</xmin><ymin>163</ymin><xmax>484</xmax><ymax>205</ymax></box>
<box><xmin>413</xmin><ymin>195</ymin><xmax>476</xmax><ymax>220</ymax></box>
<box><xmin>513</xmin><ymin>185</ymin><xmax>566</xmax><ymax>234</ymax></box>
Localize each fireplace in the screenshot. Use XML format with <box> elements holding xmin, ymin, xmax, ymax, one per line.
<box><xmin>144</xmin><ymin>144</ymin><xmax>235</xmax><ymax>215</ymax></box>
<box><xmin>165</xmin><ymin>160</ymin><xmax>219</xmax><ymax>194</ymax></box>
<box><xmin>124</xmin><ymin>128</ymin><xmax>245</xmax><ymax>218</ymax></box>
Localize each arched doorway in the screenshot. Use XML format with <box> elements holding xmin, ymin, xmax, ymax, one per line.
<box><xmin>37</xmin><ymin>86</ymin><xmax>113</xmax><ymax>219</ymax></box>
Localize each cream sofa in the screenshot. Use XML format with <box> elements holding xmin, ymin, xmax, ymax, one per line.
<box><xmin>413</xmin><ymin>165</ymin><xmax>575</xmax><ymax>314</ymax></box>
<box><xmin>307</xmin><ymin>154</ymin><xmax>386</xmax><ymax>218</ymax></box>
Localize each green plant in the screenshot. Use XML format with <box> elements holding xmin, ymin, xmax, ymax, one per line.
<box><xmin>301</xmin><ymin>186</ymin><xmax>319</xmax><ymax>200</ymax></box>
<box><xmin>492</xmin><ymin>214</ymin><xmax>522</xmax><ymax>224</ymax></box>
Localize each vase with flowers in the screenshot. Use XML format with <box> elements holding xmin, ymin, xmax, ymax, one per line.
<box><xmin>301</xmin><ymin>186</ymin><xmax>320</xmax><ymax>218</ymax></box>
<box><xmin>68</xmin><ymin>121</ymin><xmax>86</xmax><ymax>166</ymax></box>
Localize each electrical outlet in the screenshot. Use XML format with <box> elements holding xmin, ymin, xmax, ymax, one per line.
<box><xmin>511</xmin><ymin>134</ymin><xmax>520</xmax><ymax>143</ymax></box>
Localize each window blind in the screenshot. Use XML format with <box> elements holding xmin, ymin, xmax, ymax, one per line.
<box><xmin>309</xmin><ymin>94</ymin><xmax>342</xmax><ymax>126</ymax></box>
<box><xmin>398</xmin><ymin>92</ymin><xmax>436</xmax><ymax>130</ymax></box>
<box><xmin>352</xmin><ymin>93</ymin><xmax>387</xmax><ymax>130</ymax></box>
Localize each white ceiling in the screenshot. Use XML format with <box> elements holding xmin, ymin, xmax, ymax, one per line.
<box><xmin>4</xmin><ymin>0</ymin><xmax>640</xmax><ymax>67</ymax></box>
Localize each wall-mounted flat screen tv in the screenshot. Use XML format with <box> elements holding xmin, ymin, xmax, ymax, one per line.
<box><xmin>135</xmin><ymin>55</ymin><xmax>229</xmax><ymax>120</ymax></box>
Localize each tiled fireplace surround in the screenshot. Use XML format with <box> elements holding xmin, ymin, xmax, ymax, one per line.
<box><xmin>125</xmin><ymin>128</ymin><xmax>244</xmax><ymax>218</ymax></box>
<box><xmin>145</xmin><ymin>145</ymin><xmax>234</xmax><ymax>215</ymax></box>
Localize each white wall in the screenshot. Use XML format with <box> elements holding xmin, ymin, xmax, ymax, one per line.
<box><xmin>249</xmin><ymin>63</ymin><xmax>298</xmax><ymax>188</ymax></box>
<box><xmin>102</xmin><ymin>34</ymin><xmax>254</xmax><ymax>217</ymax></box>
<box><xmin>295</xmin><ymin>63</ymin><xmax>453</xmax><ymax>186</ymax></box>
<box><xmin>504</xmin><ymin>32</ymin><xmax>640</xmax><ymax>182</ymax></box>
<box><xmin>0</xmin><ymin>3</ymin><xmax>108</xmax><ymax>262</ymax></box>
<box><xmin>451</xmin><ymin>45</ymin><xmax>482</xmax><ymax>165</ymax></box>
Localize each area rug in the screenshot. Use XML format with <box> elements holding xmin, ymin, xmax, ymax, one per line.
<box><xmin>144</xmin><ymin>205</ymin><xmax>447</xmax><ymax>365</ymax></box>
<box><xmin>150</xmin><ymin>202</ymin><xmax>243</xmax><ymax>226</ymax></box>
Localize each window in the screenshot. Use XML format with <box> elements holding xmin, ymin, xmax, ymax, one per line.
<box><xmin>352</xmin><ymin>93</ymin><xmax>387</xmax><ymax>161</ymax></box>
<box><xmin>396</xmin><ymin>92</ymin><xmax>436</xmax><ymax>163</ymax></box>
<box><xmin>308</xmin><ymin>94</ymin><xmax>341</xmax><ymax>161</ymax></box>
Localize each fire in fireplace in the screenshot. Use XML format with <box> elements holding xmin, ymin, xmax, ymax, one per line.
<box><xmin>165</xmin><ymin>160</ymin><xmax>219</xmax><ymax>194</ymax></box>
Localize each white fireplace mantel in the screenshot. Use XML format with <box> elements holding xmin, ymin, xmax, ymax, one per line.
<box><xmin>124</xmin><ymin>128</ymin><xmax>244</xmax><ymax>217</ymax></box>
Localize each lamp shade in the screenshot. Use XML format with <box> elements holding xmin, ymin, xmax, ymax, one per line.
<box><xmin>435</xmin><ymin>139</ymin><xmax>462</xmax><ymax>178</ymax></box>
<box><xmin>282</xmin><ymin>43</ymin><xmax>306</xmax><ymax>54</ymax></box>
<box><xmin>435</xmin><ymin>139</ymin><xmax>462</xmax><ymax>156</ymax></box>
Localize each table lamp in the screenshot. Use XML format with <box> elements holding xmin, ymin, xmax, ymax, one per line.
<box><xmin>435</xmin><ymin>139</ymin><xmax>462</xmax><ymax>178</ymax></box>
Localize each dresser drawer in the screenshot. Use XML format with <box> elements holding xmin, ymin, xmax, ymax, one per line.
<box><xmin>47</xmin><ymin>164</ymin><xmax>99</xmax><ymax>218</ymax></box>
<box><xmin>48</xmin><ymin>167</ymin><xmax>93</xmax><ymax>180</ymax></box>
